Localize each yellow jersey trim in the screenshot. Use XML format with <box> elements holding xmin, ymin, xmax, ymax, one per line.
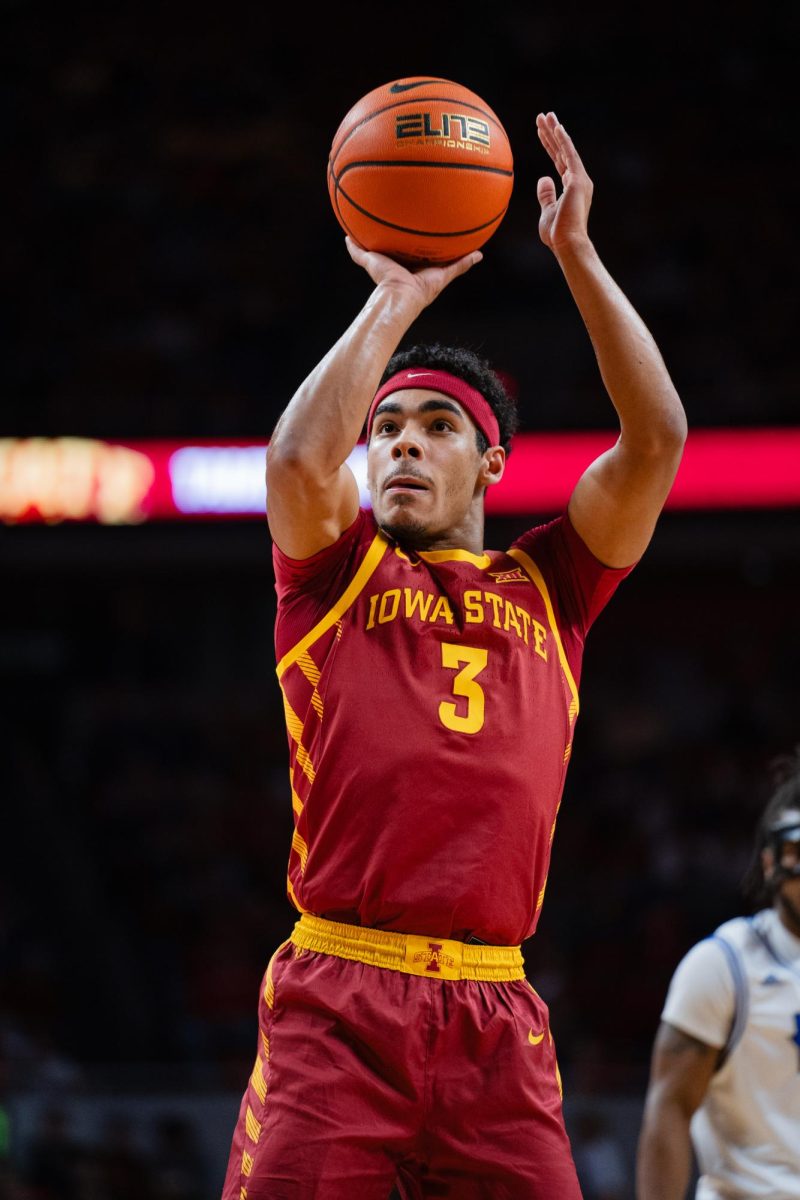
<box><xmin>287</xmin><ymin>875</ymin><xmax>308</xmax><ymax>913</ymax></box>
<box><xmin>245</xmin><ymin>1106</ymin><xmax>262</xmax><ymax>1144</ymax></box>
<box><xmin>276</xmin><ymin>529</ymin><xmax>390</xmax><ymax>679</ymax></box>
<box><xmin>506</xmin><ymin>547</ymin><xmax>580</xmax><ymax>721</ymax></box>
<box><xmin>250</xmin><ymin>1056</ymin><xmax>267</xmax><ymax>1103</ymax></box>
<box><xmin>418</xmin><ymin>547</ymin><xmax>492</xmax><ymax>568</ymax></box>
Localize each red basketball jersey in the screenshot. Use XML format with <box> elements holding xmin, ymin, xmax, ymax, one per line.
<box><xmin>273</xmin><ymin>508</ymin><xmax>633</xmax><ymax>945</ymax></box>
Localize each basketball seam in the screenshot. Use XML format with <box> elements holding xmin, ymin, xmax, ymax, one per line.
<box><xmin>332</xmin><ymin>176</ymin><xmax>509</xmax><ymax>238</ymax></box>
<box><xmin>330</xmin><ymin>95</ymin><xmax>509</xmax><ymax>169</ymax></box>
<box><xmin>328</xmin><ymin>161</ymin><xmax>358</xmax><ymax>241</ymax></box>
<box><xmin>335</xmin><ymin>159</ymin><xmax>514</xmax><ymax>180</ymax></box>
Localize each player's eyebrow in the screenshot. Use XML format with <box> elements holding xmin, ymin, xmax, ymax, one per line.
<box><xmin>374</xmin><ymin>398</ymin><xmax>463</xmax><ymax>418</ymax></box>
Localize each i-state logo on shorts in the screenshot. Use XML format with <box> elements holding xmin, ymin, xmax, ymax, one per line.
<box><xmin>403</xmin><ymin>934</ymin><xmax>463</xmax><ymax>979</ymax></box>
<box><xmin>410</xmin><ymin>941</ymin><xmax>457</xmax><ymax>974</ymax></box>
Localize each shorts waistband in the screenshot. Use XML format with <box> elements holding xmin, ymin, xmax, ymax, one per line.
<box><xmin>291</xmin><ymin>914</ymin><xmax>525</xmax><ymax>982</ymax></box>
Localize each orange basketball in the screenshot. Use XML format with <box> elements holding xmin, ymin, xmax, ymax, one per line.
<box><xmin>327</xmin><ymin>77</ymin><xmax>514</xmax><ymax>265</ymax></box>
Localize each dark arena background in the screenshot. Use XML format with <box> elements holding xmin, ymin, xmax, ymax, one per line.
<box><xmin>4</xmin><ymin>5</ymin><xmax>800</xmax><ymax>1198</ymax></box>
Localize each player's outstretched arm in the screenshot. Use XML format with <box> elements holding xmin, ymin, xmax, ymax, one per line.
<box><xmin>266</xmin><ymin>241</ymin><xmax>482</xmax><ymax>559</ymax></box>
<box><xmin>536</xmin><ymin>113</ymin><xmax>687</xmax><ymax>567</ymax></box>
<box><xmin>636</xmin><ymin>1021</ymin><xmax>718</xmax><ymax>1200</ymax></box>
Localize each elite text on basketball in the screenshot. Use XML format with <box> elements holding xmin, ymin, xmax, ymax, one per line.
<box><xmin>395</xmin><ymin>113</ymin><xmax>491</xmax><ymax>154</ymax></box>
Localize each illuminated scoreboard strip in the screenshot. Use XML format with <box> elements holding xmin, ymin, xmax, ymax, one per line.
<box><xmin>1</xmin><ymin>430</ymin><xmax>800</xmax><ymax>524</ymax></box>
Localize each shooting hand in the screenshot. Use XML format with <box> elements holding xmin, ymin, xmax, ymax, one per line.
<box><xmin>345</xmin><ymin>237</ymin><xmax>482</xmax><ymax>309</ymax></box>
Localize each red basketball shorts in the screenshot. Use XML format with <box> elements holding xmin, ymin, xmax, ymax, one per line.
<box><xmin>222</xmin><ymin>915</ymin><xmax>583</xmax><ymax>1199</ymax></box>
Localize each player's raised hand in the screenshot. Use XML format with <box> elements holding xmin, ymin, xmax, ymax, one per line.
<box><xmin>535</xmin><ymin>112</ymin><xmax>594</xmax><ymax>254</ymax></box>
<box><xmin>345</xmin><ymin>236</ymin><xmax>482</xmax><ymax>309</ymax></box>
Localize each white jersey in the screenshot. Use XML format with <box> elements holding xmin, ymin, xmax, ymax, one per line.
<box><xmin>661</xmin><ymin>907</ymin><xmax>800</xmax><ymax>1199</ymax></box>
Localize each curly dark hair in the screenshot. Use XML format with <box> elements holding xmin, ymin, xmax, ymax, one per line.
<box><xmin>377</xmin><ymin>343</ymin><xmax>519</xmax><ymax>455</ymax></box>
<box><xmin>742</xmin><ymin>745</ymin><xmax>800</xmax><ymax>908</ymax></box>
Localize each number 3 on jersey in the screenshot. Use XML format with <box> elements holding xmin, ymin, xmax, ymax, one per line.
<box><xmin>438</xmin><ymin>643</ymin><xmax>489</xmax><ymax>734</ymax></box>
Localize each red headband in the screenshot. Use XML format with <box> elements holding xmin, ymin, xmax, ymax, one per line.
<box><xmin>367</xmin><ymin>368</ymin><xmax>500</xmax><ymax>448</ymax></box>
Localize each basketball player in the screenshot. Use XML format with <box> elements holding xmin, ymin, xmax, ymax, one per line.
<box><xmin>636</xmin><ymin>751</ymin><xmax>800</xmax><ymax>1200</ymax></box>
<box><xmin>222</xmin><ymin>112</ymin><xmax>686</xmax><ymax>1198</ymax></box>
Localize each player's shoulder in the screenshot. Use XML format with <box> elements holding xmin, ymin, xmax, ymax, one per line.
<box><xmin>508</xmin><ymin>509</ymin><xmax>634</xmax><ymax>579</ymax></box>
<box><xmin>711</xmin><ymin>915</ymin><xmax>753</xmax><ymax>948</ymax></box>
<box><xmin>506</xmin><ymin>513</ymin><xmax>566</xmax><ymax>554</ymax></box>
<box><xmin>662</xmin><ymin>931</ymin><xmax>739</xmax><ymax>1043</ymax></box>
<box><xmin>503</xmin><ymin>513</ymin><xmax>570</xmax><ymax>582</ymax></box>
<box><xmin>273</xmin><ymin>506</ymin><xmax>377</xmax><ymax>573</ymax></box>
<box><xmin>710</xmin><ymin>913</ymin><xmax>780</xmax><ymax>967</ymax></box>
<box><xmin>272</xmin><ymin>506</ymin><xmax>381</xmax><ymax>604</ymax></box>
<box><xmin>666</xmin><ymin>921</ymin><xmax>756</xmax><ymax>990</ymax></box>
<box><xmin>674</xmin><ymin>931</ymin><xmax>736</xmax><ymax>977</ymax></box>
<box><xmin>680</xmin><ymin>914</ymin><xmax>774</xmax><ymax>991</ymax></box>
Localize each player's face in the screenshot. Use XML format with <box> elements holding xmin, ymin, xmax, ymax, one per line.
<box><xmin>367</xmin><ymin>391</ymin><xmax>503</xmax><ymax>544</ymax></box>
<box><xmin>763</xmin><ymin>822</ymin><xmax>800</xmax><ymax>936</ymax></box>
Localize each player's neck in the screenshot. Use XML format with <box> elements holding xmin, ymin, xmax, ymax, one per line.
<box><xmin>406</xmin><ymin>518</ymin><xmax>486</xmax><ymax>556</ymax></box>
<box><xmin>413</xmin><ymin>533</ymin><xmax>486</xmax><ymax>555</ymax></box>
<box><xmin>419</xmin><ymin>499</ymin><xmax>486</xmax><ymax>555</ymax></box>
<box><xmin>381</xmin><ymin>501</ymin><xmax>487</xmax><ymax>555</ymax></box>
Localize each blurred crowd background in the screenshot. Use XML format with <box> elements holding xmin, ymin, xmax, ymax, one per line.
<box><xmin>4</xmin><ymin>2</ymin><xmax>800</xmax><ymax>1198</ymax></box>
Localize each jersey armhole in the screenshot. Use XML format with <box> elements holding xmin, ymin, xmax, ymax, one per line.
<box><xmin>711</xmin><ymin>933</ymin><xmax>749</xmax><ymax>1067</ymax></box>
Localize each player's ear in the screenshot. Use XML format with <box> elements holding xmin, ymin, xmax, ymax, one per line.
<box><xmin>479</xmin><ymin>446</ymin><xmax>505</xmax><ymax>490</ymax></box>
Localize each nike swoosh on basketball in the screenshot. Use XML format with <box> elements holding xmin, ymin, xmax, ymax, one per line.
<box><xmin>389</xmin><ymin>81</ymin><xmax>439</xmax><ymax>94</ymax></box>
<box><xmin>528</xmin><ymin>1029</ymin><xmax>545</xmax><ymax>1045</ymax></box>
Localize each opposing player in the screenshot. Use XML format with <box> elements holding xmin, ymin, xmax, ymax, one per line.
<box><xmin>222</xmin><ymin>113</ymin><xmax>687</xmax><ymax>1198</ymax></box>
<box><xmin>636</xmin><ymin>750</ymin><xmax>800</xmax><ymax>1200</ymax></box>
